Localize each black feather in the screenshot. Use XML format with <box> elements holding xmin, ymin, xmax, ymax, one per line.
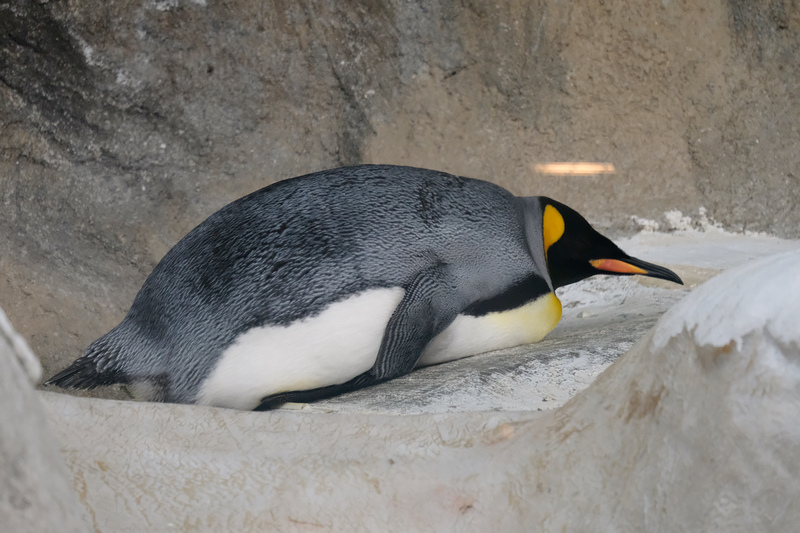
<box><xmin>46</xmin><ymin>340</ymin><xmax>129</xmax><ymax>389</ymax></box>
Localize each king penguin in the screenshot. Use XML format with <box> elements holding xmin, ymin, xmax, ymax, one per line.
<box><xmin>47</xmin><ymin>164</ymin><xmax>683</xmax><ymax>410</ymax></box>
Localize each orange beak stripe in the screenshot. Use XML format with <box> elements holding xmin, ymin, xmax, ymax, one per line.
<box><xmin>590</xmin><ymin>259</ymin><xmax>649</xmax><ymax>275</ymax></box>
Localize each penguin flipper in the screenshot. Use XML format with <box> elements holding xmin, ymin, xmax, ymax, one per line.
<box><xmin>254</xmin><ymin>372</ymin><xmax>382</xmax><ymax>410</ymax></box>
<box><xmin>254</xmin><ymin>266</ymin><xmax>460</xmax><ymax>410</ymax></box>
<box><xmin>371</xmin><ymin>265</ymin><xmax>460</xmax><ymax>380</ymax></box>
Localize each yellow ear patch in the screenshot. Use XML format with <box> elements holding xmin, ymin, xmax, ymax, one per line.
<box><xmin>543</xmin><ymin>205</ymin><xmax>565</xmax><ymax>253</ymax></box>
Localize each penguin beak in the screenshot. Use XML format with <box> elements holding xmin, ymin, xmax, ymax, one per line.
<box><xmin>589</xmin><ymin>257</ymin><xmax>684</xmax><ymax>285</ymax></box>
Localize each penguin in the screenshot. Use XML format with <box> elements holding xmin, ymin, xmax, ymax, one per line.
<box><xmin>47</xmin><ymin>164</ymin><xmax>683</xmax><ymax>410</ymax></box>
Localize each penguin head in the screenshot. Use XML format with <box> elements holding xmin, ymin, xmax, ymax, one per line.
<box><xmin>539</xmin><ymin>197</ymin><xmax>683</xmax><ymax>290</ymax></box>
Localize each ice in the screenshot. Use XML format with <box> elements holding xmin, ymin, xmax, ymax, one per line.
<box><xmin>654</xmin><ymin>248</ymin><xmax>800</xmax><ymax>351</ymax></box>
<box><xmin>619</xmin><ymin>227</ymin><xmax>800</xmax><ymax>270</ymax></box>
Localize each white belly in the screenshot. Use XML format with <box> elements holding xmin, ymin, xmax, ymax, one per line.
<box><xmin>198</xmin><ymin>288</ymin><xmax>563</xmax><ymax>410</ymax></box>
<box><xmin>198</xmin><ymin>287</ymin><xmax>405</xmax><ymax>410</ymax></box>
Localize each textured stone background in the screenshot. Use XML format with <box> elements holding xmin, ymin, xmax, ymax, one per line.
<box><xmin>1</xmin><ymin>0</ymin><xmax>798</xmax><ymax>389</ymax></box>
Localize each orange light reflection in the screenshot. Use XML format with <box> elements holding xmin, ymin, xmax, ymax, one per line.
<box><xmin>533</xmin><ymin>162</ymin><xmax>616</xmax><ymax>175</ymax></box>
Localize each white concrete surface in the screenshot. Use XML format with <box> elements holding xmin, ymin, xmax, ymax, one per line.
<box><xmin>1</xmin><ymin>307</ymin><xmax>42</xmax><ymax>385</ymax></box>
<box><xmin>39</xmin><ymin>246</ymin><xmax>800</xmax><ymax>532</ymax></box>
<box><xmin>0</xmin><ymin>309</ymin><xmax>89</xmax><ymax>532</ymax></box>
<box><xmin>307</xmin><ymin>229</ymin><xmax>800</xmax><ymax>414</ymax></box>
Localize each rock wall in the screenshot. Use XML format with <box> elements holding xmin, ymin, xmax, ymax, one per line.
<box><xmin>1</xmin><ymin>0</ymin><xmax>798</xmax><ymax>384</ymax></box>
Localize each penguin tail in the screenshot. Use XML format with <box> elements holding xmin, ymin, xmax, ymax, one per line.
<box><xmin>45</xmin><ymin>336</ymin><xmax>130</xmax><ymax>390</ymax></box>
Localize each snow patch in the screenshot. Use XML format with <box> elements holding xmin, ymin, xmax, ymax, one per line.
<box><xmin>653</xmin><ymin>249</ymin><xmax>800</xmax><ymax>351</ymax></box>
<box><xmin>618</xmin><ymin>231</ymin><xmax>800</xmax><ymax>271</ymax></box>
<box><xmin>630</xmin><ymin>215</ymin><xmax>660</xmax><ymax>233</ymax></box>
<box><xmin>559</xmin><ymin>276</ymin><xmax>642</xmax><ymax>309</ymax></box>
<box><xmin>631</xmin><ymin>206</ymin><xmax>725</xmax><ymax>234</ymax></box>
<box><xmin>663</xmin><ymin>209</ymin><xmax>694</xmax><ymax>231</ymax></box>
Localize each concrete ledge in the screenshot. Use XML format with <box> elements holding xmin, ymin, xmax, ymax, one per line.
<box><xmin>40</xmin><ymin>249</ymin><xmax>800</xmax><ymax>532</ymax></box>
<box><xmin>0</xmin><ymin>309</ymin><xmax>88</xmax><ymax>532</ymax></box>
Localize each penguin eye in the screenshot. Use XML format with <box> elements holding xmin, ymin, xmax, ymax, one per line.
<box><xmin>542</xmin><ymin>205</ymin><xmax>565</xmax><ymax>255</ymax></box>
